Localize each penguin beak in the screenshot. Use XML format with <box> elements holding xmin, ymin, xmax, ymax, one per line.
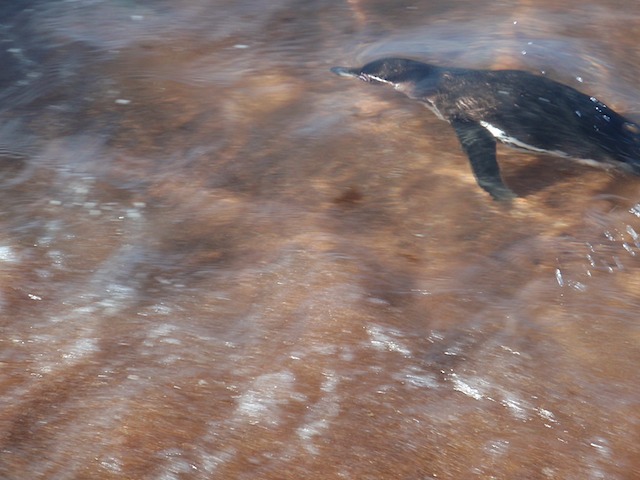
<box><xmin>330</xmin><ymin>66</ymin><xmax>360</xmax><ymax>78</ymax></box>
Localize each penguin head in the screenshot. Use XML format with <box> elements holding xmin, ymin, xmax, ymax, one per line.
<box><xmin>331</xmin><ymin>58</ymin><xmax>436</xmax><ymax>89</ymax></box>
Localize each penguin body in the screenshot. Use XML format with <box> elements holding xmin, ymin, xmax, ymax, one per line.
<box><xmin>331</xmin><ymin>58</ymin><xmax>640</xmax><ymax>200</ymax></box>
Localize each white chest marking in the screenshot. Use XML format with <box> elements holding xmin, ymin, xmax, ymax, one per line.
<box><xmin>479</xmin><ymin>121</ymin><xmax>553</xmax><ymax>152</ymax></box>
<box><xmin>421</xmin><ymin>100</ymin><xmax>445</xmax><ymax>121</ymax></box>
<box><xmin>365</xmin><ymin>74</ymin><xmax>395</xmax><ymax>86</ymax></box>
<box><xmin>479</xmin><ymin>120</ymin><xmax>603</xmax><ymax>168</ymax></box>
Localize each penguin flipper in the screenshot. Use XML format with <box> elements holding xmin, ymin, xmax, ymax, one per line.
<box><xmin>451</xmin><ymin>118</ymin><xmax>516</xmax><ymax>201</ymax></box>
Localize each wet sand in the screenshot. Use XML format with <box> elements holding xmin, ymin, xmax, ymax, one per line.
<box><xmin>0</xmin><ymin>1</ymin><xmax>639</xmax><ymax>478</ymax></box>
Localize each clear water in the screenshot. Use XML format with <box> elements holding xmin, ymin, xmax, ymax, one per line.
<box><xmin>0</xmin><ymin>1</ymin><xmax>639</xmax><ymax>478</ymax></box>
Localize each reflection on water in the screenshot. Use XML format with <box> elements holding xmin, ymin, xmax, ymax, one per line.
<box><xmin>0</xmin><ymin>1</ymin><xmax>639</xmax><ymax>478</ymax></box>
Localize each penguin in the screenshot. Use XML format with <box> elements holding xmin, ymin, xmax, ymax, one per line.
<box><xmin>331</xmin><ymin>58</ymin><xmax>640</xmax><ymax>200</ymax></box>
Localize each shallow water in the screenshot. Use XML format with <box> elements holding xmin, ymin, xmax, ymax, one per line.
<box><xmin>0</xmin><ymin>1</ymin><xmax>639</xmax><ymax>478</ymax></box>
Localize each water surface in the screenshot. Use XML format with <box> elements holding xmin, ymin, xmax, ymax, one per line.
<box><xmin>0</xmin><ymin>1</ymin><xmax>639</xmax><ymax>478</ymax></box>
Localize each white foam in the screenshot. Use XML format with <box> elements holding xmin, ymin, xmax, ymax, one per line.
<box><xmin>450</xmin><ymin>373</ymin><xmax>485</xmax><ymax>400</ymax></box>
<box><xmin>62</xmin><ymin>337</ymin><xmax>99</xmax><ymax>362</ymax></box>
<box><xmin>296</xmin><ymin>371</ymin><xmax>341</xmax><ymax>454</ymax></box>
<box><xmin>0</xmin><ymin>245</ymin><xmax>18</xmax><ymax>263</ymax></box>
<box><xmin>235</xmin><ymin>371</ymin><xmax>296</xmax><ymax>425</ymax></box>
<box><xmin>366</xmin><ymin>324</ymin><xmax>412</xmax><ymax>357</ymax></box>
